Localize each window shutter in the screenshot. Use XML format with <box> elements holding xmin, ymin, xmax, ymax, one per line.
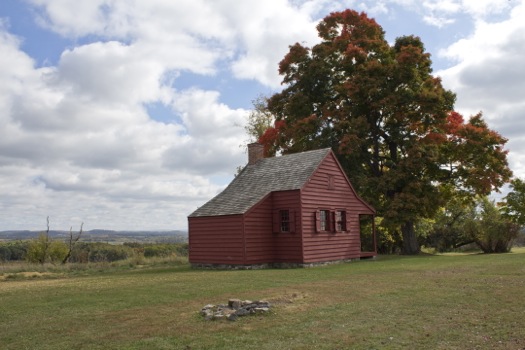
<box><xmin>330</xmin><ymin>211</ymin><xmax>336</xmax><ymax>233</ymax></box>
<box><xmin>272</xmin><ymin>210</ymin><xmax>280</xmax><ymax>233</ymax></box>
<box><xmin>334</xmin><ymin>211</ymin><xmax>341</xmax><ymax>233</ymax></box>
<box><xmin>345</xmin><ymin>212</ymin><xmax>351</xmax><ymax>233</ymax></box>
<box><xmin>315</xmin><ymin>210</ymin><xmax>321</xmax><ymax>233</ymax></box>
<box><xmin>290</xmin><ymin>210</ymin><xmax>296</xmax><ymax>233</ymax></box>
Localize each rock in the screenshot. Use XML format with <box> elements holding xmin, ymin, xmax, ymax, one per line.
<box><xmin>258</xmin><ymin>300</ymin><xmax>271</xmax><ymax>307</ymax></box>
<box><xmin>254</xmin><ymin>307</ymin><xmax>270</xmax><ymax>313</ymax></box>
<box><xmin>201</xmin><ymin>299</ymin><xmax>271</xmax><ymax>320</ymax></box>
<box><xmin>228</xmin><ymin>299</ymin><xmax>242</xmax><ymax>310</ymax></box>
<box><xmin>222</xmin><ymin>308</ymin><xmax>236</xmax><ymax>317</ymax></box>
<box><xmin>201</xmin><ymin>309</ymin><xmax>214</xmax><ymax>318</ymax></box>
<box><xmin>235</xmin><ymin>308</ymin><xmax>250</xmax><ymax>316</ymax></box>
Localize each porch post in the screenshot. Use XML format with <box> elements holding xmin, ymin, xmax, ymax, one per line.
<box><xmin>373</xmin><ymin>215</ymin><xmax>377</xmax><ymax>254</ymax></box>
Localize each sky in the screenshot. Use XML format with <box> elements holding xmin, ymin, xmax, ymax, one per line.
<box><xmin>0</xmin><ymin>0</ymin><xmax>524</xmax><ymax>231</ymax></box>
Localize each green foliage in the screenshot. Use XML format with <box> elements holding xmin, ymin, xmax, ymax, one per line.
<box><xmin>144</xmin><ymin>244</ymin><xmax>175</xmax><ymax>257</ymax></box>
<box><xmin>69</xmin><ymin>242</ymin><xmax>90</xmax><ymax>263</ymax></box>
<box><xmin>423</xmin><ymin>197</ymin><xmax>475</xmax><ymax>252</ymax></box>
<box><xmin>87</xmin><ymin>243</ymin><xmax>134</xmax><ymax>263</ymax></box>
<box><xmin>514</xmin><ymin>231</ymin><xmax>525</xmax><ymax>247</ymax></box>
<box><xmin>10</xmin><ymin>241</ymin><xmax>29</xmax><ymax>260</ymax></box>
<box><xmin>0</xmin><ymin>245</ymin><xmax>11</xmax><ymax>262</ymax></box>
<box><xmin>49</xmin><ymin>240</ymin><xmax>68</xmax><ymax>263</ymax></box>
<box><xmin>124</xmin><ymin>242</ymin><xmax>188</xmax><ymax>258</ymax></box>
<box><xmin>0</xmin><ymin>241</ymin><xmax>189</xmax><ymax>264</ymax></box>
<box><xmin>0</xmin><ymin>241</ymin><xmax>29</xmax><ymax>261</ymax></box>
<box><xmin>375</xmin><ymin>227</ymin><xmax>402</xmax><ymax>254</ymax></box>
<box><xmin>501</xmin><ymin>178</ymin><xmax>525</xmax><ymax>226</ymax></box>
<box><xmin>359</xmin><ymin>216</ymin><xmax>375</xmax><ymax>252</ymax></box>
<box><xmin>424</xmin><ymin>197</ymin><xmax>519</xmax><ymax>253</ymax></box>
<box><xmin>25</xmin><ymin>233</ymin><xmax>49</xmax><ymax>264</ymax></box>
<box><xmin>245</xmin><ymin>95</ymin><xmax>275</xmax><ymax>143</ymax></box>
<box><xmin>26</xmin><ymin>233</ymin><xmax>68</xmax><ymax>264</ymax></box>
<box><xmin>464</xmin><ymin>197</ymin><xmax>519</xmax><ymax>253</ymax></box>
<box><xmin>360</xmin><ymin>216</ymin><xmax>402</xmax><ymax>254</ymax></box>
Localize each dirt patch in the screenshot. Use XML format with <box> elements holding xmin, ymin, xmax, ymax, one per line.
<box><xmin>266</xmin><ymin>291</ymin><xmax>309</xmax><ymax>311</ymax></box>
<box><xmin>1</xmin><ymin>271</ymin><xmax>58</xmax><ymax>281</ymax></box>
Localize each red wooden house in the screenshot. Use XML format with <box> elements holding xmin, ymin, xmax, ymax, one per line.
<box><xmin>188</xmin><ymin>143</ymin><xmax>376</xmax><ymax>267</ymax></box>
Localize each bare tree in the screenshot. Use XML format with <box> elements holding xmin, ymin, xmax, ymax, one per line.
<box><xmin>40</xmin><ymin>216</ymin><xmax>52</xmax><ymax>264</ymax></box>
<box><xmin>62</xmin><ymin>222</ymin><xmax>83</xmax><ymax>264</ymax></box>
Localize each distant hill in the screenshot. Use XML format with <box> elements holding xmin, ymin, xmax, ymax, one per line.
<box><xmin>0</xmin><ymin>229</ymin><xmax>188</xmax><ymax>243</ymax></box>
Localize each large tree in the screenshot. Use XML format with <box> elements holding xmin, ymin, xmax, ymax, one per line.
<box><xmin>259</xmin><ymin>10</ymin><xmax>511</xmax><ymax>254</ymax></box>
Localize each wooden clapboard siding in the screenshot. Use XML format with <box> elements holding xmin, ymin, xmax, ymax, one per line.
<box><xmin>300</xmin><ymin>152</ymin><xmax>375</xmax><ymax>263</ymax></box>
<box><xmin>243</xmin><ymin>190</ymin><xmax>303</xmax><ymax>264</ymax></box>
<box><xmin>188</xmin><ymin>215</ymin><xmax>244</xmax><ymax>264</ymax></box>
<box><xmin>242</xmin><ymin>195</ymin><xmax>273</xmax><ymax>264</ymax></box>
<box><xmin>271</xmin><ymin>190</ymin><xmax>303</xmax><ymax>262</ymax></box>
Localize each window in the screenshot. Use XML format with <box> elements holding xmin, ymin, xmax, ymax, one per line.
<box><xmin>335</xmin><ymin>210</ymin><xmax>347</xmax><ymax>232</ymax></box>
<box><xmin>319</xmin><ymin>210</ymin><xmax>330</xmax><ymax>232</ymax></box>
<box><xmin>274</xmin><ymin>209</ymin><xmax>295</xmax><ymax>233</ymax></box>
<box><xmin>316</xmin><ymin>209</ymin><xmax>347</xmax><ymax>233</ymax></box>
<box><xmin>280</xmin><ymin>210</ymin><xmax>290</xmax><ymax>232</ymax></box>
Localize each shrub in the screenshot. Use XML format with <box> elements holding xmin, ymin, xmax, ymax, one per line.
<box><xmin>9</xmin><ymin>241</ymin><xmax>29</xmax><ymax>260</ymax></box>
<box><xmin>26</xmin><ymin>234</ymin><xmax>68</xmax><ymax>264</ymax></box>
<box><xmin>88</xmin><ymin>244</ymin><xmax>133</xmax><ymax>262</ymax></box>
<box><xmin>143</xmin><ymin>245</ymin><xmax>173</xmax><ymax>258</ymax></box>
<box><xmin>125</xmin><ymin>243</ymin><xmax>188</xmax><ymax>258</ymax></box>
<box><xmin>174</xmin><ymin>243</ymin><xmax>188</xmax><ymax>257</ymax></box>
<box><xmin>0</xmin><ymin>245</ymin><xmax>11</xmax><ymax>262</ymax></box>
<box><xmin>69</xmin><ymin>243</ymin><xmax>90</xmax><ymax>263</ymax></box>
<box><xmin>0</xmin><ymin>241</ymin><xmax>30</xmax><ymax>261</ymax></box>
<box><xmin>464</xmin><ymin>197</ymin><xmax>520</xmax><ymax>253</ymax></box>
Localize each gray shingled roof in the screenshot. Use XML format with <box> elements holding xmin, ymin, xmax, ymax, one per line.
<box><xmin>189</xmin><ymin>148</ymin><xmax>331</xmax><ymax>217</ymax></box>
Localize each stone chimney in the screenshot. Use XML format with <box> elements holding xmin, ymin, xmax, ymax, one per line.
<box><xmin>247</xmin><ymin>142</ymin><xmax>265</xmax><ymax>165</ymax></box>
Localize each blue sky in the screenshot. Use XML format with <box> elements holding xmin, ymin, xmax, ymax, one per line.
<box><xmin>0</xmin><ymin>0</ymin><xmax>524</xmax><ymax>231</ymax></box>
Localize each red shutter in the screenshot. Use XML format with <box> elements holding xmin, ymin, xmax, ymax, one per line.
<box><xmin>290</xmin><ymin>210</ymin><xmax>296</xmax><ymax>233</ymax></box>
<box><xmin>315</xmin><ymin>210</ymin><xmax>321</xmax><ymax>233</ymax></box>
<box><xmin>272</xmin><ymin>210</ymin><xmax>280</xmax><ymax>233</ymax></box>
<box><xmin>345</xmin><ymin>211</ymin><xmax>350</xmax><ymax>233</ymax></box>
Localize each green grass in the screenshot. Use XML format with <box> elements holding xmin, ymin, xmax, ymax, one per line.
<box><xmin>1</xmin><ymin>250</ymin><xmax>525</xmax><ymax>349</ymax></box>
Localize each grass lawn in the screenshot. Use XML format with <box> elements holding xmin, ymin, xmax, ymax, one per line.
<box><xmin>1</xmin><ymin>250</ymin><xmax>524</xmax><ymax>349</ymax></box>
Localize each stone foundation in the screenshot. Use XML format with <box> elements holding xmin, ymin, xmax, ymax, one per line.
<box><xmin>191</xmin><ymin>257</ymin><xmax>371</xmax><ymax>270</ymax></box>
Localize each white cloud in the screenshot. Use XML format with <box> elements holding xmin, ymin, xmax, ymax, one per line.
<box><xmin>422</xmin><ymin>15</ymin><xmax>456</xmax><ymax>27</ymax></box>
<box><xmin>56</xmin><ymin>42</ymin><xmax>166</xmax><ymax>105</ymax></box>
<box><xmin>0</xmin><ymin>8</ymin><xmax>251</xmax><ymax>230</ymax></box>
<box><xmin>459</xmin><ymin>0</ymin><xmax>511</xmax><ymax>18</ymax></box>
<box><xmin>30</xmin><ymin>0</ymin><xmax>109</xmax><ymax>37</ymax></box>
<box><xmin>223</xmin><ymin>1</ymin><xmax>321</xmax><ymax>87</ymax></box>
<box><xmin>438</xmin><ymin>1</ymin><xmax>525</xmax><ymax>178</ymax></box>
<box><xmin>165</xmin><ymin>88</ymin><xmax>248</xmax><ymax>175</ymax></box>
<box><xmin>172</xmin><ymin>89</ymin><xmax>246</xmax><ymax>137</ymax></box>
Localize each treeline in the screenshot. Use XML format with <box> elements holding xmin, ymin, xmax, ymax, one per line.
<box><xmin>374</xmin><ymin>196</ymin><xmax>524</xmax><ymax>254</ymax></box>
<box><xmin>0</xmin><ymin>241</ymin><xmax>188</xmax><ymax>264</ymax></box>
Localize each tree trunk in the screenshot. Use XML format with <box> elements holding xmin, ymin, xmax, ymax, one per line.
<box><xmin>401</xmin><ymin>220</ymin><xmax>420</xmax><ymax>255</ymax></box>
